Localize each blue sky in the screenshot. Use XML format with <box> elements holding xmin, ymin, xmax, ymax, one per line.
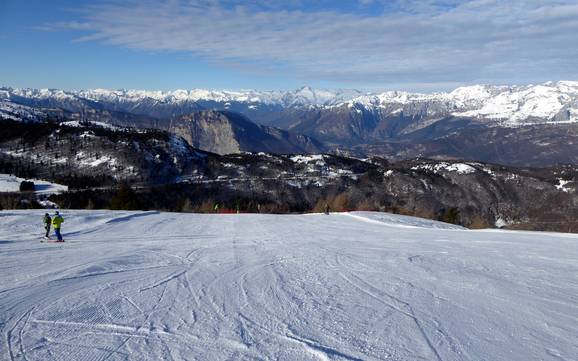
<box><xmin>1</xmin><ymin>0</ymin><xmax>577</xmax><ymax>92</ymax></box>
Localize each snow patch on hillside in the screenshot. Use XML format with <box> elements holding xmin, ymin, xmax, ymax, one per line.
<box><xmin>61</xmin><ymin>120</ymin><xmax>122</xmax><ymax>130</ymax></box>
<box><xmin>290</xmin><ymin>154</ymin><xmax>325</xmax><ymax>164</ymax></box>
<box><xmin>0</xmin><ymin>100</ymin><xmax>47</xmax><ymax>122</ymax></box>
<box><xmin>0</xmin><ymin>174</ymin><xmax>68</xmax><ymax>194</ymax></box>
<box><xmin>412</xmin><ymin>162</ymin><xmax>476</xmax><ymax>174</ymax></box>
<box><xmin>555</xmin><ymin>179</ymin><xmax>573</xmax><ymax>193</ymax></box>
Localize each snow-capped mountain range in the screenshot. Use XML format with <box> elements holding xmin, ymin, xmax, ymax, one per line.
<box><xmin>0</xmin><ymin>86</ymin><xmax>364</xmax><ymax>109</ymax></box>
<box><xmin>2</xmin><ymin>81</ymin><xmax>578</xmax><ymax>167</ymax></box>
<box><xmin>346</xmin><ymin>81</ymin><xmax>578</xmax><ymax>124</ymax></box>
<box><xmin>2</xmin><ymin>81</ymin><xmax>578</xmax><ymax>125</ymax></box>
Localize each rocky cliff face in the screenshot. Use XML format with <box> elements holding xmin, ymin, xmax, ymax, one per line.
<box><xmin>172</xmin><ymin>111</ymin><xmax>242</xmax><ymax>155</ymax></box>
<box><xmin>170</xmin><ymin>110</ymin><xmax>325</xmax><ymax>155</ymax></box>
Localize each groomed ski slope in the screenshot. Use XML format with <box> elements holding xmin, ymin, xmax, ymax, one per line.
<box><xmin>1</xmin><ymin>211</ymin><xmax>577</xmax><ymax>361</ymax></box>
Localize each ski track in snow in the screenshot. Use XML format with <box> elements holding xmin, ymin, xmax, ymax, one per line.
<box><xmin>0</xmin><ymin>210</ymin><xmax>577</xmax><ymax>360</ymax></box>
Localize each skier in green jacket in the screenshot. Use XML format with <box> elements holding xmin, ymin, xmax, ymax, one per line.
<box><xmin>43</xmin><ymin>213</ymin><xmax>52</xmax><ymax>239</ymax></box>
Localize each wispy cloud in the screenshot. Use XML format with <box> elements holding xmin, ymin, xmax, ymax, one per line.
<box><xmin>53</xmin><ymin>0</ymin><xmax>578</xmax><ymax>89</ymax></box>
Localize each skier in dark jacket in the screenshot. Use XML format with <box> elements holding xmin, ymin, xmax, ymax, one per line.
<box><xmin>43</xmin><ymin>213</ymin><xmax>51</xmax><ymax>239</ymax></box>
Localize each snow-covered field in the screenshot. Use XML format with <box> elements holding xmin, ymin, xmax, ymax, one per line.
<box><xmin>0</xmin><ymin>174</ymin><xmax>68</xmax><ymax>194</ymax></box>
<box><xmin>1</xmin><ymin>210</ymin><xmax>577</xmax><ymax>361</ymax></box>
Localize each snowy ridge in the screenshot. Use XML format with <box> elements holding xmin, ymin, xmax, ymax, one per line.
<box><xmin>0</xmin><ymin>86</ymin><xmax>365</xmax><ymax>108</ymax></box>
<box><xmin>2</xmin><ymin>81</ymin><xmax>578</xmax><ymax>125</ymax></box>
<box><xmin>75</xmin><ymin>86</ymin><xmax>366</xmax><ymax>108</ymax></box>
<box><xmin>0</xmin><ymin>99</ymin><xmax>47</xmax><ymax>122</ymax></box>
